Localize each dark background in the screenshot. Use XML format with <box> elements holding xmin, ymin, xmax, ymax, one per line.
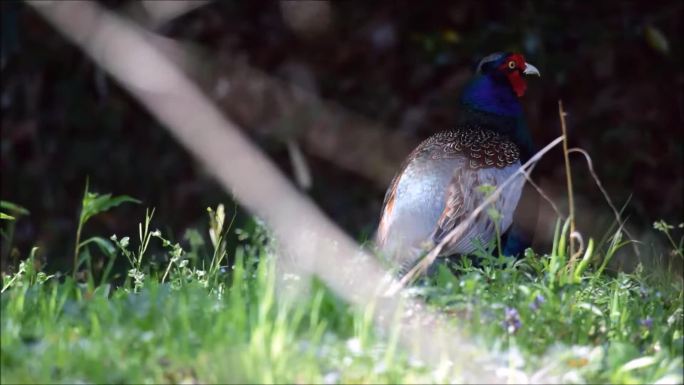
<box><xmin>1</xmin><ymin>1</ymin><xmax>682</xmax><ymax>274</ymax></box>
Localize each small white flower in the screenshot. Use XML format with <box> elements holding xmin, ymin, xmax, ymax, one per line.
<box><xmin>322</xmin><ymin>371</ymin><xmax>340</xmax><ymax>384</ymax></box>
<box><xmin>346</xmin><ymin>338</ymin><xmax>362</xmax><ymax>355</ymax></box>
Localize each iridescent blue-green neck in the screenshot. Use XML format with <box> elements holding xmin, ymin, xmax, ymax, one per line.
<box><xmin>458</xmin><ymin>74</ymin><xmax>534</xmax><ymax>160</ymax></box>
<box><xmin>460</xmin><ymin>73</ymin><xmax>522</xmax><ymax>117</ymax></box>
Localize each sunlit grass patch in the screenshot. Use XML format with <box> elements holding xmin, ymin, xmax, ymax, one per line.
<box><xmin>1</xmin><ymin>193</ymin><xmax>683</xmax><ymax>384</ymax></box>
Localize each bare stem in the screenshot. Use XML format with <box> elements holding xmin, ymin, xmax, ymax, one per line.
<box><xmin>73</xmin><ymin>178</ymin><xmax>89</xmax><ymax>278</ymax></box>
<box><xmin>559</xmin><ymin>101</ymin><xmax>577</xmax><ymax>265</ymax></box>
<box><xmin>73</xmin><ymin>223</ymin><xmax>83</xmax><ymax>278</ymax></box>
<box><xmin>568</xmin><ymin>148</ymin><xmax>641</xmax><ymax>257</ymax></box>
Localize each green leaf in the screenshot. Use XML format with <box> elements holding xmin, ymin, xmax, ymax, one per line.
<box><xmin>79</xmin><ymin>236</ymin><xmax>117</xmax><ymax>257</ymax></box>
<box><xmin>77</xmin><ymin>246</ymin><xmax>92</xmax><ymax>270</ymax></box>
<box><xmin>476</xmin><ymin>183</ymin><xmax>496</xmax><ymax>196</ymax></box>
<box><xmin>80</xmin><ymin>193</ymin><xmax>140</xmax><ymax>225</ymax></box>
<box><xmin>0</xmin><ymin>212</ymin><xmax>15</xmax><ymax>221</ymax></box>
<box><xmin>434</xmin><ymin>263</ymin><xmax>458</xmax><ymax>289</ymax></box>
<box><xmin>573</xmin><ymin>238</ymin><xmax>594</xmax><ymax>282</ymax></box>
<box><xmin>607</xmin><ymin>342</ymin><xmax>640</xmax><ymax>369</ymax></box>
<box><xmin>619</xmin><ymin>356</ymin><xmax>657</xmax><ymax>372</ymax></box>
<box><xmin>0</xmin><ymin>201</ymin><xmax>29</xmax><ymax>216</ymax></box>
<box><xmin>645</xmin><ymin>25</ymin><xmax>670</xmax><ymax>55</ymax></box>
<box><xmin>578</xmin><ymin>302</ymin><xmax>604</xmax><ymax>317</ymax></box>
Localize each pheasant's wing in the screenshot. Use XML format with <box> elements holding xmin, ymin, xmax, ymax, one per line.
<box><xmin>431</xmin><ymin>167</ymin><xmax>496</xmax><ymax>254</ymax></box>
<box><xmin>430</xmin><ymin>128</ymin><xmax>524</xmax><ymax>252</ymax></box>
<box><xmin>431</xmin><ymin>170</ymin><xmax>468</xmax><ymax>244</ymax></box>
<box><xmin>432</xmin><ymin>167</ymin><xmax>526</xmax><ymax>256</ymax></box>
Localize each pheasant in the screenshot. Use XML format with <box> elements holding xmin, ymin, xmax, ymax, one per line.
<box><xmin>376</xmin><ymin>52</ymin><xmax>540</xmax><ymax>271</ymax></box>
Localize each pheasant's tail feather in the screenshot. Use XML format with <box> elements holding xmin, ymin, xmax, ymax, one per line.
<box><xmin>375</xmin><ymin>173</ymin><xmax>400</xmax><ymax>247</ymax></box>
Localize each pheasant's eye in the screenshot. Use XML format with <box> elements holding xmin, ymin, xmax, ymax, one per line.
<box><xmin>507</xmin><ymin>61</ymin><xmax>516</xmax><ymax>69</ymax></box>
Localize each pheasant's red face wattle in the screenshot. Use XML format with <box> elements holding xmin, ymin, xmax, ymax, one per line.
<box><xmin>499</xmin><ymin>54</ymin><xmax>529</xmax><ymax>98</ymax></box>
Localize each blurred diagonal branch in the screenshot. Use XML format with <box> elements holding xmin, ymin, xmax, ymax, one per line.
<box><xmin>124</xmin><ymin>0</ymin><xmax>212</xmax><ymax>30</ymax></box>
<box><xmin>124</xmin><ymin>26</ymin><xmax>418</xmax><ymax>189</ymax></box>
<box><xmin>203</xmin><ymin>54</ymin><xmax>418</xmax><ymax>188</ymax></box>
<box><xmin>27</xmin><ymin>0</ymin><xmax>529</xmax><ymax>382</ymax></box>
<box><xmin>121</xmin><ymin>0</ymin><xmax>418</xmax><ymax>189</ymax></box>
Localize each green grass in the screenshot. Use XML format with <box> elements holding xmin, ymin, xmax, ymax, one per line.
<box><xmin>1</xmin><ymin>194</ymin><xmax>683</xmax><ymax>383</ymax></box>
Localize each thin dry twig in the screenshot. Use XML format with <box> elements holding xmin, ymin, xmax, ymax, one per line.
<box><xmin>286</xmin><ymin>138</ymin><xmax>313</xmax><ymax>190</ymax></box>
<box><xmin>559</xmin><ymin>101</ymin><xmax>579</xmax><ymax>264</ymax></box>
<box><xmin>520</xmin><ymin>165</ymin><xmax>565</xmax><ymax>220</ymax></box>
<box><xmin>568</xmin><ymin>147</ymin><xmax>641</xmax><ymax>256</ymax></box>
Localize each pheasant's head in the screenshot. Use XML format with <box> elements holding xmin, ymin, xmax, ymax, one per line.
<box><xmin>475</xmin><ymin>52</ymin><xmax>540</xmax><ymax>98</ymax></box>
<box><xmin>458</xmin><ymin>52</ymin><xmax>539</xmax><ymax>156</ymax></box>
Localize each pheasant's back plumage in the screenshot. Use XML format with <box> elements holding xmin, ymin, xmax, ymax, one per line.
<box><xmin>416</xmin><ymin>126</ymin><xmax>521</xmax><ymax>168</ymax></box>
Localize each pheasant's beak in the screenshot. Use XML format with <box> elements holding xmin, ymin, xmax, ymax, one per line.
<box><xmin>523</xmin><ymin>63</ymin><xmax>541</xmax><ymax>77</ymax></box>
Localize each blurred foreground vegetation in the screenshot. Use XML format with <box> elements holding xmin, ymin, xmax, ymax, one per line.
<box><xmin>1</xmin><ymin>192</ymin><xmax>683</xmax><ymax>383</ymax></box>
